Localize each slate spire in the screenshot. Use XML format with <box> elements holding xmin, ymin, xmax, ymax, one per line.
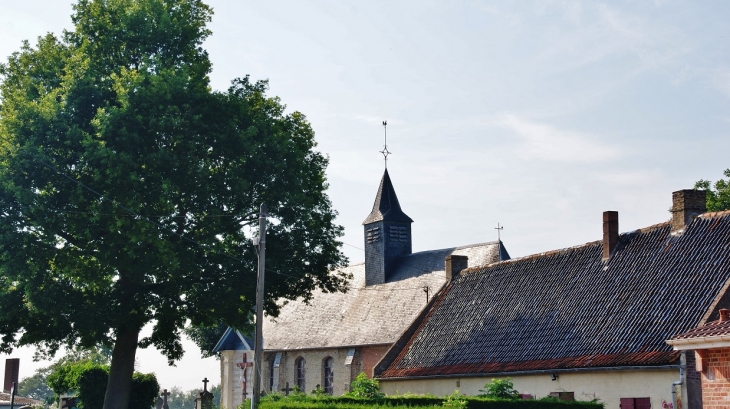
<box><xmin>363</xmin><ymin>169</ymin><xmax>413</xmax><ymax>225</ymax></box>
<box><xmin>363</xmin><ymin>169</ymin><xmax>413</xmax><ymax>285</ymax></box>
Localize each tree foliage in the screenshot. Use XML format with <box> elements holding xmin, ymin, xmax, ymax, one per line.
<box><xmin>19</xmin><ymin>347</ymin><xmax>111</xmax><ymax>405</ymax></box>
<box><xmin>0</xmin><ymin>0</ymin><xmax>348</xmax><ymax>407</ymax></box>
<box><xmin>46</xmin><ymin>360</ymin><xmax>159</xmax><ymax>409</ymax></box>
<box><xmin>183</xmin><ymin>319</ymin><xmax>232</xmax><ymax>358</ymax></box>
<box><xmin>695</xmin><ymin>169</ymin><xmax>730</xmax><ymax>212</ymax></box>
<box><xmin>478</xmin><ymin>378</ymin><xmax>520</xmax><ymax>399</ymax></box>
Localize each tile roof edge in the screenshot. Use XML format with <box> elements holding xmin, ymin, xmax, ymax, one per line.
<box><xmin>264</xmin><ymin>342</ymin><xmax>393</xmax><ymax>353</ymax></box>
<box><xmin>377</xmin><ymin>364</ymin><xmax>680</xmax><ymax>380</ymax></box>
<box><xmin>699</xmin><ymin>274</ymin><xmax>730</xmax><ymax>326</ymax></box>
<box><xmin>700</xmin><ymin>210</ymin><xmax>730</xmax><ymax>219</ymax></box>
<box><xmin>458</xmin><ymin>221</ymin><xmax>673</xmax><ymax>275</ymax></box>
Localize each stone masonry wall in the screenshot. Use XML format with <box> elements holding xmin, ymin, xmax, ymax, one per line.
<box><xmin>702</xmin><ymin>348</ymin><xmax>730</xmax><ymax>409</ymax></box>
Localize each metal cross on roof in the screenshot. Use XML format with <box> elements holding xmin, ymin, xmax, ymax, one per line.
<box><xmin>495</xmin><ymin>223</ymin><xmax>504</xmax><ymax>242</ymax></box>
<box><xmin>202</xmin><ymin>377</ymin><xmax>209</xmax><ymax>392</ymax></box>
<box><xmin>380</xmin><ymin>120</ymin><xmax>391</xmax><ymax>168</ymax></box>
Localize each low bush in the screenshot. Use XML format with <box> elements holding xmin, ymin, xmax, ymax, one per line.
<box><xmin>251</xmin><ymin>394</ymin><xmax>604</xmax><ymax>409</ymax></box>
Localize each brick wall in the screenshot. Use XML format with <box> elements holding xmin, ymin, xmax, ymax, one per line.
<box><xmin>360</xmin><ymin>345</ymin><xmax>392</xmax><ymax>378</ymax></box>
<box><xmin>701</xmin><ymin>348</ymin><xmax>730</xmax><ymax>408</ymax></box>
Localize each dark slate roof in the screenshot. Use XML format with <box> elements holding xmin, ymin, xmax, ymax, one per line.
<box><xmin>669</xmin><ymin>318</ymin><xmax>730</xmax><ymax>341</ymax></box>
<box><xmin>261</xmin><ymin>241</ymin><xmax>505</xmax><ymax>351</ymax></box>
<box><xmin>363</xmin><ymin>169</ymin><xmax>413</xmax><ymax>225</ymax></box>
<box><xmin>378</xmin><ymin>211</ymin><xmax>730</xmax><ymax>379</ymax></box>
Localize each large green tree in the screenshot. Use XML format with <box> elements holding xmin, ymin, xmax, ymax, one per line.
<box><xmin>695</xmin><ymin>169</ymin><xmax>730</xmax><ymax>212</ymax></box>
<box><xmin>0</xmin><ymin>1</ymin><xmax>348</xmax><ymax>408</ymax></box>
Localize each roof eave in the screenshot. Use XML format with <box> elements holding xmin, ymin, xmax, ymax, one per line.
<box><xmin>667</xmin><ymin>335</ymin><xmax>730</xmax><ymax>350</ymax></box>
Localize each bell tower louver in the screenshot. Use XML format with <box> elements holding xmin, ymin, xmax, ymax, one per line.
<box><xmin>363</xmin><ymin>169</ymin><xmax>413</xmax><ymax>285</ymax></box>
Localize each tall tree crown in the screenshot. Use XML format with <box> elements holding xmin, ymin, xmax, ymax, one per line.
<box><xmin>0</xmin><ymin>0</ymin><xmax>348</xmax><ymax>366</ymax></box>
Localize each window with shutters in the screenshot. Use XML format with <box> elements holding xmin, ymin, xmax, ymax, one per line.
<box><xmin>323</xmin><ymin>357</ymin><xmax>334</xmax><ymax>394</ymax></box>
<box><xmin>549</xmin><ymin>392</ymin><xmax>574</xmax><ymax>401</ymax></box>
<box><xmin>620</xmin><ymin>397</ymin><xmax>651</xmax><ymax>409</ymax></box>
<box><xmin>295</xmin><ymin>357</ymin><xmax>306</xmax><ymax>391</ymax></box>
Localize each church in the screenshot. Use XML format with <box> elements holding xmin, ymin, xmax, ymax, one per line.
<box><xmin>213</xmin><ymin>169</ymin><xmax>508</xmax><ymax>408</ymax></box>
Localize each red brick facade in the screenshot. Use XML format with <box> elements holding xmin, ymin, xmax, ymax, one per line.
<box><xmin>699</xmin><ymin>348</ymin><xmax>730</xmax><ymax>409</ymax></box>
<box><xmin>361</xmin><ymin>345</ymin><xmax>392</xmax><ymax>378</ymax></box>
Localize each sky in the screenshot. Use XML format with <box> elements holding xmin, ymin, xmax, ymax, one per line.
<box><xmin>1</xmin><ymin>0</ymin><xmax>730</xmax><ymax>393</ymax></box>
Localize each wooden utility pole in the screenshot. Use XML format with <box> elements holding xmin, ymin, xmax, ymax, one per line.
<box><xmin>251</xmin><ymin>204</ymin><xmax>267</xmax><ymax>409</ymax></box>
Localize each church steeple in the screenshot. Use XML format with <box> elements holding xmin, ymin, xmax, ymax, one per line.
<box><xmin>363</xmin><ymin>169</ymin><xmax>413</xmax><ymax>225</ymax></box>
<box><xmin>363</xmin><ymin>169</ymin><xmax>413</xmax><ymax>285</ymax></box>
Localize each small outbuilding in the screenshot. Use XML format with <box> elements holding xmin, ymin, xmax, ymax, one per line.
<box><xmin>667</xmin><ymin>308</ymin><xmax>730</xmax><ymax>409</ymax></box>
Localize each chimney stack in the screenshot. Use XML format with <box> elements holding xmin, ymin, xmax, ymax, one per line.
<box><xmin>602</xmin><ymin>211</ymin><xmax>619</xmax><ymax>260</ymax></box>
<box><xmin>3</xmin><ymin>358</ymin><xmax>19</xmax><ymax>393</ymax></box>
<box><xmin>671</xmin><ymin>190</ymin><xmax>706</xmax><ymax>234</ymax></box>
<box><xmin>445</xmin><ymin>255</ymin><xmax>469</xmax><ymax>281</ymax></box>
<box><xmin>720</xmin><ymin>309</ymin><xmax>730</xmax><ymax>322</ymax></box>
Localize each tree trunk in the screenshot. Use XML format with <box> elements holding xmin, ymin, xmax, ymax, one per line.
<box><xmin>102</xmin><ymin>328</ymin><xmax>140</xmax><ymax>409</ymax></box>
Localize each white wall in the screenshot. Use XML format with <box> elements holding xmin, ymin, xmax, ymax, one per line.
<box><xmin>380</xmin><ymin>369</ymin><xmax>682</xmax><ymax>409</ymax></box>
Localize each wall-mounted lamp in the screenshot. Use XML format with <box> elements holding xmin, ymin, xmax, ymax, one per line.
<box><xmin>550</xmin><ymin>373</ymin><xmax>558</xmax><ymax>381</ymax></box>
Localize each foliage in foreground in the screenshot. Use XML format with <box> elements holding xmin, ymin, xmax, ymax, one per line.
<box><xmin>344</xmin><ymin>373</ymin><xmax>385</xmax><ymax>399</ymax></box>
<box><xmin>18</xmin><ymin>347</ymin><xmax>112</xmax><ymax>404</ymax></box>
<box><xmin>46</xmin><ymin>359</ymin><xmax>158</xmax><ymax>409</ymax></box>
<box><xmin>478</xmin><ymin>378</ymin><xmax>520</xmax><ymax>400</ymax></box>
<box><xmin>242</xmin><ymin>392</ymin><xmax>603</xmax><ymax>409</ymax></box>
<box><xmin>0</xmin><ymin>0</ymin><xmax>348</xmax><ymax>406</ymax></box>
<box><xmin>695</xmin><ymin>169</ymin><xmax>730</xmax><ymax>212</ymax></box>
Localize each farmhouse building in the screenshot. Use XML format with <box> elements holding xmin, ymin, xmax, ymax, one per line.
<box><xmin>375</xmin><ymin>190</ymin><xmax>730</xmax><ymax>409</ymax></box>
<box><xmin>214</xmin><ymin>169</ymin><xmax>508</xmax><ymax>408</ymax></box>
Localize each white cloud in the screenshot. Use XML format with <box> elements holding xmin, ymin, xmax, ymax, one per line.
<box><xmin>495</xmin><ymin>114</ymin><xmax>619</xmax><ymax>163</ymax></box>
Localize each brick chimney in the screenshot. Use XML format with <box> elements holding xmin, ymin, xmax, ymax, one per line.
<box><xmin>720</xmin><ymin>309</ymin><xmax>730</xmax><ymax>322</ymax></box>
<box><xmin>445</xmin><ymin>255</ymin><xmax>469</xmax><ymax>281</ymax></box>
<box><xmin>3</xmin><ymin>358</ymin><xmax>19</xmax><ymax>393</ymax></box>
<box><xmin>671</xmin><ymin>190</ymin><xmax>706</xmax><ymax>234</ymax></box>
<box><xmin>602</xmin><ymin>211</ymin><xmax>619</xmax><ymax>260</ymax></box>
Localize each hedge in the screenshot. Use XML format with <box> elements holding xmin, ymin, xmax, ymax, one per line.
<box><xmin>252</xmin><ymin>395</ymin><xmax>604</xmax><ymax>409</ymax></box>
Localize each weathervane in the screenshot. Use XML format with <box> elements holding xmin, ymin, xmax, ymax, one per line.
<box><xmin>380</xmin><ymin>120</ymin><xmax>391</xmax><ymax>168</ymax></box>
<box><xmin>495</xmin><ymin>223</ymin><xmax>504</xmax><ymax>242</ymax></box>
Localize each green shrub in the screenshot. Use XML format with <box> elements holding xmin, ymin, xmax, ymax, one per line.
<box><xmin>253</xmin><ymin>393</ymin><xmax>604</xmax><ymax>409</ymax></box>
<box><xmin>478</xmin><ymin>378</ymin><xmax>520</xmax><ymax>400</ymax></box>
<box><xmin>345</xmin><ymin>373</ymin><xmax>384</xmax><ymax>399</ymax></box>
<box><xmin>443</xmin><ymin>391</ymin><xmax>467</xmax><ymax>409</ymax></box>
<box><xmin>46</xmin><ymin>360</ymin><xmax>159</xmax><ymax>409</ymax></box>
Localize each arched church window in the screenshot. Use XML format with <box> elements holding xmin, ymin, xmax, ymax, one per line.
<box><xmin>323</xmin><ymin>357</ymin><xmax>334</xmax><ymax>395</ymax></box>
<box><xmin>269</xmin><ymin>357</ymin><xmax>276</xmax><ymax>391</ymax></box>
<box><xmin>296</xmin><ymin>357</ymin><xmax>306</xmax><ymax>391</ymax></box>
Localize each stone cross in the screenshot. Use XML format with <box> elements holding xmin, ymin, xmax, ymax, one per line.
<box><xmin>281</xmin><ymin>382</ymin><xmax>293</xmax><ymax>396</ymax></box>
<box><xmin>196</xmin><ymin>378</ymin><xmax>214</xmax><ymax>409</ymax></box>
<box><xmin>162</xmin><ymin>389</ymin><xmax>171</xmax><ymax>409</ymax></box>
<box><xmin>236</xmin><ymin>352</ymin><xmax>253</xmax><ymax>399</ymax></box>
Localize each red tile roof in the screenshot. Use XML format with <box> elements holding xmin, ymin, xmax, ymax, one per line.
<box><xmin>670</xmin><ymin>319</ymin><xmax>730</xmax><ymax>341</ymax></box>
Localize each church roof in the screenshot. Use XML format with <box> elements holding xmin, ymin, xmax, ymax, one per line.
<box><xmin>261</xmin><ymin>241</ymin><xmax>505</xmax><ymax>351</ymax></box>
<box><xmin>377</xmin><ymin>211</ymin><xmax>730</xmax><ymax>379</ymax></box>
<box><xmin>363</xmin><ymin>169</ymin><xmax>413</xmax><ymax>225</ymax></box>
